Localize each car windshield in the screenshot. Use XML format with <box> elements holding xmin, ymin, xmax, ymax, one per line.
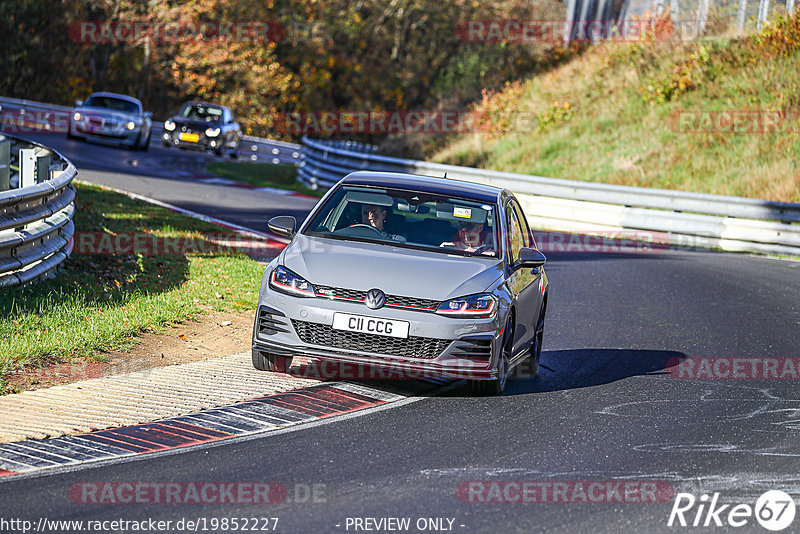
<box><xmin>304</xmin><ymin>185</ymin><xmax>499</xmax><ymax>258</ymax></box>
<box><xmin>179</xmin><ymin>104</ymin><xmax>223</xmax><ymax>122</ymax></box>
<box><xmin>84</xmin><ymin>96</ymin><xmax>139</xmax><ymax>114</ymax></box>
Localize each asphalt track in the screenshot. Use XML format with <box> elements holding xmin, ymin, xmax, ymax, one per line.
<box><xmin>1</xmin><ymin>132</ymin><xmax>800</xmax><ymax>533</ymax></box>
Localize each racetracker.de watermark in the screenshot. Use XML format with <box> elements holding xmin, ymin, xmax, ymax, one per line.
<box><xmin>672</xmin><ymin>110</ymin><xmax>800</xmax><ymax>134</ymax></box>
<box><xmin>0</xmin><ymin>109</ymin><xmax>69</xmax><ymax>134</ymax></box>
<box><xmin>69</xmin><ymin>232</ymin><xmax>285</xmax><ymax>256</ymax></box>
<box><xmin>457</xmin><ymin>19</ymin><xmax>729</xmax><ymax>43</ymax></box>
<box><xmin>457</xmin><ymin>480</ymin><xmax>674</xmax><ymax>504</ymax></box>
<box><xmin>69</xmin><ymin>482</ymin><xmax>326</xmax><ymax>505</ymax></box>
<box><xmin>669</xmin><ymin>357</ymin><xmax>800</xmax><ymax>380</ymax></box>
<box><xmin>67</xmin><ymin>20</ymin><xmax>326</xmax><ymax>44</ymax></box>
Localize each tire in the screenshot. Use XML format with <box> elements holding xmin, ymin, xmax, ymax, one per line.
<box><xmin>230</xmin><ymin>142</ymin><xmax>240</xmax><ymax>159</ymax></box>
<box><xmin>252</xmin><ymin>350</ymin><xmax>293</xmax><ymax>373</ymax></box>
<box><xmin>526</xmin><ymin>300</ymin><xmax>546</xmax><ymax>376</ymax></box>
<box><xmin>140</xmin><ymin>131</ymin><xmax>150</xmax><ymax>151</ymax></box>
<box><xmin>468</xmin><ymin>318</ymin><xmax>511</xmax><ymax>395</ymax></box>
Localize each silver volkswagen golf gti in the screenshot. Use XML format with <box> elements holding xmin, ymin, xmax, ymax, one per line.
<box><xmin>252</xmin><ymin>171</ymin><xmax>548</xmax><ymax>394</ymax></box>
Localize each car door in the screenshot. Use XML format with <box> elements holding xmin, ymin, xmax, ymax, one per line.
<box><xmin>505</xmin><ymin>198</ymin><xmax>542</xmax><ymax>355</ymax></box>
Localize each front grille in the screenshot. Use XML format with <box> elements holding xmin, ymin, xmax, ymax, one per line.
<box><xmin>292</xmin><ymin>320</ymin><xmax>451</xmax><ymax>359</ymax></box>
<box><xmin>314</xmin><ymin>285</ymin><xmax>440</xmax><ymax>312</ymax></box>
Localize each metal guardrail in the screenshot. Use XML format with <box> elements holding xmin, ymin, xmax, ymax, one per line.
<box><xmin>0</xmin><ymin>134</ymin><xmax>76</xmax><ymax>287</ymax></box>
<box><xmin>298</xmin><ymin>136</ymin><xmax>800</xmax><ymax>256</ymax></box>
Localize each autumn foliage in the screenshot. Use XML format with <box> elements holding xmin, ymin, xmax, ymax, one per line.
<box><xmin>0</xmin><ymin>0</ymin><xmax>566</xmax><ymax>140</ymax></box>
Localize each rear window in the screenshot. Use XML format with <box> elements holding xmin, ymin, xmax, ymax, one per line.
<box><xmin>304</xmin><ymin>185</ymin><xmax>499</xmax><ymax>258</ymax></box>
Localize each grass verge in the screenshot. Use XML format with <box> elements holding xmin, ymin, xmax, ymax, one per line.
<box><xmin>0</xmin><ymin>182</ymin><xmax>267</xmax><ymax>394</ymax></box>
<box><xmin>206</xmin><ymin>161</ymin><xmax>324</xmax><ymax>197</ymax></box>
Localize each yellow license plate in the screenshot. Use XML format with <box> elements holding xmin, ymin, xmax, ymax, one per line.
<box><xmin>179</xmin><ymin>132</ymin><xmax>199</xmax><ymax>142</ymax></box>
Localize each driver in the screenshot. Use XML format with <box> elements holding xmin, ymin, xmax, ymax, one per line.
<box><xmin>358</xmin><ymin>204</ymin><xmax>406</xmax><ymax>242</ymax></box>
<box><xmin>441</xmin><ymin>221</ymin><xmax>493</xmax><ymax>254</ymax></box>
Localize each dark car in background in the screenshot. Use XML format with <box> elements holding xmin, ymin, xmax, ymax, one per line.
<box><xmin>68</xmin><ymin>92</ymin><xmax>153</xmax><ymax>150</ymax></box>
<box><xmin>162</xmin><ymin>102</ymin><xmax>242</xmax><ymax>157</ymax></box>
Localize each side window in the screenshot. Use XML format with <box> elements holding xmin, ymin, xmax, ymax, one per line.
<box><xmin>512</xmin><ymin>200</ymin><xmax>534</xmax><ymax>249</ymax></box>
<box><xmin>506</xmin><ymin>203</ymin><xmax>524</xmax><ymax>265</ymax></box>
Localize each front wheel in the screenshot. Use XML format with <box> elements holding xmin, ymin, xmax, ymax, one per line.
<box><xmin>468</xmin><ymin>319</ymin><xmax>511</xmax><ymax>395</ymax></box>
<box><xmin>252</xmin><ymin>350</ymin><xmax>293</xmax><ymax>373</ymax></box>
<box><xmin>139</xmin><ymin>131</ymin><xmax>151</xmax><ymax>151</ymax></box>
<box><xmin>527</xmin><ymin>301</ymin><xmax>546</xmax><ymax>376</ymax></box>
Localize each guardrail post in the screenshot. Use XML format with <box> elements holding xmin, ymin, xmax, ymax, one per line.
<box><xmin>0</xmin><ymin>139</ymin><xmax>9</xmax><ymax>191</ymax></box>
<box><xmin>36</xmin><ymin>154</ymin><xmax>51</xmax><ymax>183</ymax></box>
<box><xmin>19</xmin><ymin>148</ymin><xmax>36</xmax><ymax>189</ymax></box>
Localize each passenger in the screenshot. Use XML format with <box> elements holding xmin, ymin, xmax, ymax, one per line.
<box><xmin>441</xmin><ymin>221</ymin><xmax>493</xmax><ymax>254</ymax></box>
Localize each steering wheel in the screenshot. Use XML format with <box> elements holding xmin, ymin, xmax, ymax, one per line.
<box><xmin>348</xmin><ymin>223</ymin><xmax>383</xmax><ymax>235</ymax></box>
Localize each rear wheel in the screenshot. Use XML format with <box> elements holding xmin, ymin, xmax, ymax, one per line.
<box><xmin>468</xmin><ymin>318</ymin><xmax>511</xmax><ymax>395</ymax></box>
<box><xmin>252</xmin><ymin>351</ymin><xmax>293</xmax><ymax>373</ymax></box>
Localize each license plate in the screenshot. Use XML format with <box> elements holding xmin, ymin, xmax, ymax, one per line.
<box><xmin>332</xmin><ymin>313</ymin><xmax>409</xmax><ymax>339</ymax></box>
<box><xmin>180</xmin><ymin>132</ymin><xmax>199</xmax><ymax>142</ymax></box>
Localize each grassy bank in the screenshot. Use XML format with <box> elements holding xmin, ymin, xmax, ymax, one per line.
<box><xmin>429</xmin><ymin>14</ymin><xmax>800</xmax><ymax>203</ymax></box>
<box><xmin>206</xmin><ymin>161</ymin><xmax>324</xmax><ymax>197</ymax></box>
<box><xmin>0</xmin><ymin>183</ymin><xmax>267</xmax><ymax>394</ymax></box>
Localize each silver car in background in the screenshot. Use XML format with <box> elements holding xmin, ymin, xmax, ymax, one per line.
<box><xmin>68</xmin><ymin>92</ymin><xmax>152</xmax><ymax>150</ymax></box>
<box><xmin>253</xmin><ymin>171</ymin><xmax>548</xmax><ymax>394</ymax></box>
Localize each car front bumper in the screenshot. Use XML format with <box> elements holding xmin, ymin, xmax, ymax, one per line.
<box><xmin>162</xmin><ymin>131</ymin><xmax>224</xmax><ymax>151</ymax></box>
<box><xmin>252</xmin><ymin>286</ymin><xmax>507</xmax><ymax>381</ymax></box>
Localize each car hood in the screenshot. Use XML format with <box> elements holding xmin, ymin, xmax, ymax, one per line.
<box><xmin>74</xmin><ymin>106</ymin><xmax>138</xmax><ymax>122</ymax></box>
<box><xmin>281</xmin><ymin>234</ymin><xmax>503</xmax><ymax>301</ymax></box>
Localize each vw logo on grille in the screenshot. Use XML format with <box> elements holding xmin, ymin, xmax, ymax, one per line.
<box><xmin>365</xmin><ymin>289</ymin><xmax>385</xmax><ymax>310</ymax></box>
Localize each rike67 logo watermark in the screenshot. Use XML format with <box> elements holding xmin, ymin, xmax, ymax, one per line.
<box><xmin>668</xmin><ymin>490</ymin><xmax>796</xmax><ymax>530</ymax></box>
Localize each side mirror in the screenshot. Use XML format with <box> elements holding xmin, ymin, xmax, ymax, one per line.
<box><xmin>144</xmin><ymin>111</ymin><xmax>153</xmax><ymax>119</ymax></box>
<box><xmin>75</xmin><ymin>100</ymin><xmax>84</xmax><ymax>107</ymax></box>
<box><xmin>268</xmin><ymin>216</ymin><xmax>296</xmax><ymax>238</ymax></box>
<box><xmin>514</xmin><ymin>247</ymin><xmax>546</xmax><ymax>270</ymax></box>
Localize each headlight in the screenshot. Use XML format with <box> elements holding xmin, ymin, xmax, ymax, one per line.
<box><xmin>436</xmin><ymin>293</ymin><xmax>498</xmax><ymax>318</ymax></box>
<box><xmin>164</xmin><ymin>120</ymin><xmax>176</xmax><ymax>131</ymax></box>
<box><xmin>205</xmin><ymin>127</ymin><xmax>220</xmax><ymax>137</ymax></box>
<box><xmin>72</xmin><ymin>112</ymin><xmax>82</xmax><ymax>121</ymax></box>
<box><xmin>269</xmin><ymin>266</ymin><xmax>315</xmax><ymax>297</ymax></box>
<box><xmin>125</xmin><ymin>121</ymin><xmax>136</xmax><ymax>131</ymax></box>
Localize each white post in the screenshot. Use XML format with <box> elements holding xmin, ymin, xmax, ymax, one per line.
<box><xmin>757</xmin><ymin>0</ymin><xmax>769</xmax><ymax>30</ymax></box>
<box><xmin>738</xmin><ymin>0</ymin><xmax>748</xmax><ymax>30</ymax></box>
<box><xmin>696</xmin><ymin>0</ymin><xmax>710</xmax><ymax>35</ymax></box>
<box><xmin>19</xmin><ymin>148</ymin><xmax>36</xmax><ymax>189</ymax></box>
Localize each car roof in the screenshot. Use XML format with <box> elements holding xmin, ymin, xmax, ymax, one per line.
<box><xmin>87</xmin><ymin>92</ymin><xmax>142</xmax><ymax>105</ymax></box>
<box><xmin>340</xmin><ymin>171</ymin><xmax>504</xmax><ymax>204</ymax></box>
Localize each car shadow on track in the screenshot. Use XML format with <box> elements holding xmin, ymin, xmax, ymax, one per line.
<box><xmin>500</xmin><ymin>348</ymin><xmax>682</xmax><ymax>397</ymax></box>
